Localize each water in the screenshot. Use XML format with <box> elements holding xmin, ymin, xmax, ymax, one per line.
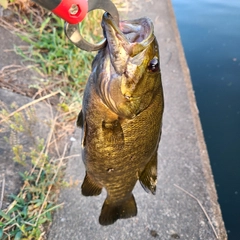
<box><xmin>172</xmin><ymin>0</ymin><xmax>240</xmax><ymax>239</ymax></box>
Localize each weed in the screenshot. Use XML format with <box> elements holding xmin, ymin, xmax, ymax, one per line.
<box><xmin>0</xmin><ymin>1</ymin><xmax>96</xmax><ymax>237</ymax></box>
<box><xmin>0</xmin><ymin>0</ymin><xmax>127</xmax><ymax>238</ymax></box>
<box><xmin>12</xmin><ymin>7</ymin><xmax>103</xmax><ymax>108</ymax></box>
<box><xmin>0</xmin><ymin>95</ymin><xmax>71</xmax><ymax>239</ymax></box>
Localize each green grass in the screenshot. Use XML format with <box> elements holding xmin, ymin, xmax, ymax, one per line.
<box><xmin>0</xmin><ymin>99</ymin><xmax>67</xmax><ymax>239</ymax></box>
<box><xmin>0</xmin><ymin>0</ymin><xmax>127</xmax><ymax>238</ymax></box>
<box><xmin>13</xmin><ymin>9</ymin><xmax>103</xmax><ymax>108</ymax></box>
<box><xmin>15</xmin><ymin>15</ymin><xmax>94</xmax><ymax>82</ymax></box>
<box><xmin>0</xmin><ymin>2</ymin><xmax>104</xmax><ymax>239</ymax></box>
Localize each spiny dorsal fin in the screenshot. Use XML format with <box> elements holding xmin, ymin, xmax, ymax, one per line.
<box><xmin>81</xmin><ymin>172</ymin><xmax>102</xmax><ymax>196</ymax></box>
<box><xmin>99</xmin><ymin>194</ymin><xmax>137</xmax><ymax>226</ymax></box>
<box><xmin>76</xmin><ymin>110</ymin><xmax>83</xmax><ymax>128</ymax></box>
<box><xmin>139</xmin><ymin>152</ymin><xmax>158</xmax><ymax>195</ymax></box>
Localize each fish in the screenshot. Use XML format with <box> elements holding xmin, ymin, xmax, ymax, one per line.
<box><xmin>77</xmin><ymin>12</ymin><xmax>164</xmax><ymax>226</ymax></box>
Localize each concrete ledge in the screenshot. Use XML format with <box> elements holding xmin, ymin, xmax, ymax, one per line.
<box><xmin>48</xmin><ymin>1</ymin><xmax>227</xmax><ymax>239</ymax></box>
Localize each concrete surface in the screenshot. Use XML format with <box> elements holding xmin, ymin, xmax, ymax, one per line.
<box><xmin>0</xmin><ymin>16</ymin><xmax>63</xmax><ymax>210</ymax></box>
<box><xmin>0</xmin><ymin>89</ymin><xmax>53</xmax><ymax>209</ymax></box>
<box><xmin>0</xmin><ymin>24</ymin><xmax>40</xmax><ymax>92</ymax></box>
<box><xmin>0</xmin><ymin>18</ymin><xmax>62</xmax><ymax>211</ymax></box>
<box><xmin>0</xmin><ymin>17</ymin><xmax>56</xmax><ymax>209</ymax></box>
<box><xmin>47</xmin><ymin>1</ymin><xmax>227</xmax><ymax>240</ymax></box>
<box><xmin>0</xmin><ymin>0</ymin><xmax>227</xmax><ymax>239</ymax></box>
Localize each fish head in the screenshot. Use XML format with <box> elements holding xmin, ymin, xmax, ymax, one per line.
<box><xmin>95</xmin><ymin>13</ymin><xmax>161</xmax><ymax>118</ymax></box>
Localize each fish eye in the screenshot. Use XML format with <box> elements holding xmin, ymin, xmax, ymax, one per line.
<box><xmin>148</xmin><ymin>57</ymin><xmax>159</xmax><ymax>72</ymax></box>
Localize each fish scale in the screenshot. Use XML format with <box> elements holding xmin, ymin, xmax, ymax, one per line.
<box><xmin>77</xmin><ymin>13</ymin><xmax>164</xmax><ymax>226</ymax></box>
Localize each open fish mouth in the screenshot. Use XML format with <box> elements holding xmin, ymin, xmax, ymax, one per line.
<box><xmin>101</xmin><ymin>12</ymin><xmax>155</xmax><ymax>71</ymax></box>
<box><xmin>102</xmin><ymin>12</ymin><xmax>154</xmax><ymax>45</ymax></box>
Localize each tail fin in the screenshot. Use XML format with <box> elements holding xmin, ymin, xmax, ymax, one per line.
<box><xmin>99</xmin><ymin>194</ymin><xmax>137</xmax><ymax>226</ymax></box>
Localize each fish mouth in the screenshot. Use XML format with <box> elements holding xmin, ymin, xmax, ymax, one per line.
<box><xmin>101</xmin><ymin>12</ymin><xmax>155</xmax><ymax>73</ymax></box>
<box><xmin>102</xmin><ymin>12</ymin><xmax>154</xmax><ymax>44</ymax></box>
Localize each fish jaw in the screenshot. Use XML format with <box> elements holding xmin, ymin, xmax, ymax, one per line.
<box><xmin>98</xmin><ymin>13</ymin><xmax>161</xmax><ymax>118</ymax></box>
<box><xmin>102</xmin><ymin>12</ymin><xmax>155</xmax><ymax>63</ymax></box>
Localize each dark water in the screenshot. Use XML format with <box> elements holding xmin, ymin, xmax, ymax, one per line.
<box><xmin>172</xmin><ymin>0</ymin><xmax>240</xmax><ymax>239</ymax></box>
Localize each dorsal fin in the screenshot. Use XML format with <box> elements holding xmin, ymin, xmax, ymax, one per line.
<box><xmin>76</xmin><ymin>110</ymin><xmax>83</xmax><ymax>128</ymax></box>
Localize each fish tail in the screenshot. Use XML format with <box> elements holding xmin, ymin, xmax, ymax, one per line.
<box><xmin>99</xmin><ymin>194</ymin><xmax>137</xmax><ymax>226</ymax></box>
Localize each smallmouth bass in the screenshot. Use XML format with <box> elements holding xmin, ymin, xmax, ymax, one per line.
<box><xmin>77</xmin><ymin>12</ymin><xmax>164</xmax><ymax>225</ymax></box>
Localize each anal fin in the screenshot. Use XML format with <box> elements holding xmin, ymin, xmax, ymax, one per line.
<box><xmin>99</xmin><ymin>194</ymin><xmax>137</xmax><ymax>226</ymax></box>
<box><xmin>81</xmin><ymin>172</ymin><xmax>102</xmax><ymax>196</ymax></box>
<box><xmin>139</xmin><ymin>152</ymin><xmax>158</xmax><ymax>195</ymax></box>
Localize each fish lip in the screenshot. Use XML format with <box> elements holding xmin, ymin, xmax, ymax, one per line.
<box><xmin>102</xmin><ymin>12</ymin><xmax>154</xmax><ymax>50</ymax></box>
<box><xmin>101</xmin><ymin>13</ymin><xmax>155</xmax><ymax>75</ymax></box>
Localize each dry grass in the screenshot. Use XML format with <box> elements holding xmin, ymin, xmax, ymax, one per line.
<box><xmin>0</xmin><ymin>91</ymin><xmax>78</xmax><ymax>239</ymax></box>
<box><xmin>0</xmin><ymin>0</ymin><xmax>128</xmax><ymax>238</ymax></box>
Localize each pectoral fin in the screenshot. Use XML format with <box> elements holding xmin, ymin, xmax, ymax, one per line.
<box><xmin>102</xmin><ymin>119</ymin><xmax>124</xmax><ymax>149</ymax></box>
<box><xmin>139</xmin><ymin>152</ymin><xmax>158</xmax><ymax>195</ymax></box>
<box><xmin>81</xmin><ymin>172</ymin><xmax>102</xmax><ymax>196</ymax></box>
<box><xmin>99</xmin><ymin>194</ymin><xmax>137</xmax><ymax>226</ymax></box>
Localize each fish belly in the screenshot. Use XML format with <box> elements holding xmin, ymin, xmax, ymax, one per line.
<box><xmin>82</xmin><ymin>80</ymin><xmax>163</xmax><ymax>200</ymax></box>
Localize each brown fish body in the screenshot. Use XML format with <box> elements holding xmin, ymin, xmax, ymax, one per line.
<box><xmin>77</xmin><ymin>13</ymin><xmax>164</xmax><ymax>225</ymax></box>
